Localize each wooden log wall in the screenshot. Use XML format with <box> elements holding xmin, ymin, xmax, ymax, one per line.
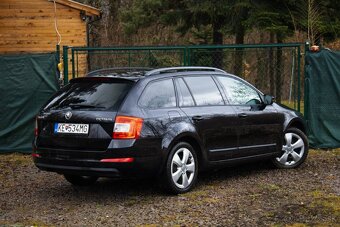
<box><xmin>0</xmin><ymin>0</ymin><xmax>89</xmax><ymax>78</ymax></box>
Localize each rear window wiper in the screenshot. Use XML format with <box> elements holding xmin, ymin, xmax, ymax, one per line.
<box><xmin>69</xmin><ymin>104</ymin><xmax>105</xmax><ymax>109</ymax></box>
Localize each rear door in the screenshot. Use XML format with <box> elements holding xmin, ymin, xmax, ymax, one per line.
<box><xmin>36</xmin><ymin>78</ymin><xmax>134</xmax><ymax>151</ymax></box>
<box><xmin>216</xmin><ymin>76</ymin><xmax>284</xmax><ymax>158</ymax></box>
<box><xmin>138</xmin><ymin>78</ymin><xmax>186</xmax><ymax>141</ymax></box>
<box><xmin>178</xmin><ymin>76</ymin><xmax>239</xmax><ymax>161</ymax></box>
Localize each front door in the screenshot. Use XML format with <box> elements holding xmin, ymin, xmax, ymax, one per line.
<box><xmin>175</xmin><ymin>76</ymin><xmax>239</xmax><ymax>161</ymax></box>
<box><xmin>216</xmin><ymin>76</ymin><xmax>283</xmax><ymax>159</ymax></box>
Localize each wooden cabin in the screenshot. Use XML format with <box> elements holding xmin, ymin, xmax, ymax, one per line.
<box><xmin>0</xmin><ymin>0</ymin><xmax>101</xmax><ymax>78</ymax></box>
<box><xmin>0</xmin><ymin>0</ymin><xmax>101</xmax><ymax>153</ymax></box>
<box><xmin>0</xmin><ymin>0</ymin><xmax>100</xmax><ymax>53</ymax></box>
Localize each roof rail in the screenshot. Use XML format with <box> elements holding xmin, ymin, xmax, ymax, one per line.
<box><xmin>145</xmin><ymin>67</ymin><xmax>227</xmax><ymax>76</ymax></box>
<box><xmin>86</xmin><ymin>67</ymin><xmax>153</xmax><ymax>77</ymax></box>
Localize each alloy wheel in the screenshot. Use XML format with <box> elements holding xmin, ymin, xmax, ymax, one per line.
<box><xmin>170</xmin><ymin>147</ymin><xmax>195</xmax><ymax>189</ymax></box>
<box><xmin>277</xmin><ymin>132</ymin><xmax>305</xmax><ymax>166</ymax></box>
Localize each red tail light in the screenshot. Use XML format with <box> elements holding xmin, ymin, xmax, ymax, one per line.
<box><xmin>35</xmin><ymin>117</ymin><xmax>38</xmax><ymax>137</ymax></box>
<box><xmin>113</xmin><ymin>116</ymin><xmax>143</xmax><ymax>139</ymax></box>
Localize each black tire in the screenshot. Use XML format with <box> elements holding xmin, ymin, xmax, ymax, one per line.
<box><xmin>162</xmin><ymin>142</ymin><xmax>198</xmax><ymax>194</ymax></box>
<box><xmin>64</xmin><ymin>174</ymin><xmax>98</xmax><ymax>186</ymax></box>
<box><xmin>272</xmin><ymin>127</ymin><xmax>309</xmax><ymax>169</ymax></box>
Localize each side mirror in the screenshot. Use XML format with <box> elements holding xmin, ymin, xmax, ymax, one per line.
<box><xmin>263</xmin><ymin>94</ymin><xmax>274</xmax><ymax>105</ymax></box>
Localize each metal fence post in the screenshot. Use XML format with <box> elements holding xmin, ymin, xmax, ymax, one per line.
<box><xmin>148</xmin><ymin>49</ymin><xmax>151</xmax><ymax>67</ymax></box>
<box><xmin>297</xmin><ymin>45</ymin><xmax>301</xmax><ymax>112</ymax></box>
<box><xmin>63</xmin><ymin>46</ymin><xmax>69</xmax><ymax>85</ymax></box>
<box><xmin>304</xmin><ymin>41</ymin><xmax>310</xmax><ymax>121</ymax></box>
<box><xmin>71</xmin><ymin>49</ymin><xmax>75</xmax><ymax>79</ymax></box>
<box><xmin>187</xmin><ymin>47</ymin><xmax>191</xmax><ymax>66</ymax></box>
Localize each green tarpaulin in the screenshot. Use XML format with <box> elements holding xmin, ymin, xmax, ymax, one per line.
<box><xmin>0</xmin><ymin>53</ymin><xmax>59</xmax><ymax>153</ymax></box>
<box><xmin>305</xmin><ymin>49</ymin><xmax>340</xmax><ymax>148</ymax></box>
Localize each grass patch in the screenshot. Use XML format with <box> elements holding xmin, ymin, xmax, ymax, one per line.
<box><xmin>283</xmin><ymin>224</ymin><xmax>308</xmax><ymax>227</ymax></box>
<box><xmin>0</xmin><ymin>153</ymin><xmax>31</xmax><ymax>165</ymax></box>
<box><xmin>202</xmin><ymin>197</ymin><xmax>219</xmax><ymax>204</ymax></box>
<box><xmin>309</xmin><ymin>190</ymin><xmax>340</xmax><ymax>216</ymax></box>
<box><xmin>124</xmin><ymin>196</ymin><xmax>147</xmax><ymax>207</ymax></box>
<box><xmin>137</xmin><ymin>225</ymin><xmax>160</xmax><ymax>227</ymax></box>
<box><xmin>182</xmin><ymin>190</ymin><xmax>220</xmax><ymax>205</ymax></box>
<box><xmin>259</xmin><ymin>183</ymin><xmax>281</xmax><ymax>191</ymax></box>
<box><xmin>280</xmin><ymin>100</ymin><xmax>304</xmax><ymax>114</ymax></box>
<box><xmin>0</xmin><ymin>220</ymin><xmax>51</xmax><ymax>227</ymax></box>
<box><xmin>331</xmin><ymin>148</ymin><xmax>340</xmax><ymax>156</ymax></box>
<box><xmin>183</xmin><ymin>190</ymin><xmax>208</xmax><ymax>200</ymax></box>
<box><xmin>0</xmin><ymin>153</ymin><xmax>32</xmax><ymax>187</ymax></box>
<box><xmin>308</xmin><ymin>149</ymin><xmax>340</xmax><ymax>158</ymax></box>
<box><xmin>272</xmin><ymin>224</ymin><xmax>308</xmax><ymax>227</ymax></box>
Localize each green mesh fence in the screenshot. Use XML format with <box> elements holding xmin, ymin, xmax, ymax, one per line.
<box><xmin>188</xmin><ymin>46</ymin><xmax>302</xmax><ymax>106</ymax></box>
<box><xmin>63</xmin><ymin>44</ymin><xmax>303</xmax><ymax>111</ymax></box>
<box><xmin>87</xmin><ymin>49</ymin><xmax>186</xmax><ymax>70</ymax></box>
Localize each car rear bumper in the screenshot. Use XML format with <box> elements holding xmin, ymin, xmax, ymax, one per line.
<box><xmin>33</xmin><ymin>148</ymin><xmax>162</xmax><ymax>178</ymax></box>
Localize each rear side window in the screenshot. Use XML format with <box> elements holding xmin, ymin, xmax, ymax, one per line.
<box><xmin>184</xmin><ymin>76</ymin><xmax>224</xmax><ymax>106</ymax></box>
<box><xmin>139</xmin><ymin>79</ymin><xmax>176</xmax><ymax>109</ymax></box>
<box><xmin>175</xmin><ymin>78</ymin><xmax>195</xmax><ymax>107</ymax></box>
<box><xmin>44</xmin><ymin>80</ymin><xmax>133</xmax><ymax>111</ymax></box>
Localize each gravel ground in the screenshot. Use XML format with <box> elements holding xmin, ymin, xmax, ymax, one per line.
<box><xmin>0</xmin><ymin>149</ymin><xmax>339</xmax><ymax>227</ymax></box>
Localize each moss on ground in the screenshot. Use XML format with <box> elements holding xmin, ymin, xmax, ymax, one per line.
<box><xmin>309</xmin><ymin>190</ymin><xmax>340</xmax><ymax>217</ymax></box>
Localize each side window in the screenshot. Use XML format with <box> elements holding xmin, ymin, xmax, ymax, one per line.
<box><xmin>218</xmin><ymin>76</ymin><xmax>261</xmax><ymax>105</ymax></box>
<box><xmin>175</xmin><ymin>78</ymin><xmax>195</xmax><ymax>107</ymax></box>
<box><xmin>184</xmin><ymin>76</ymin><xmax>224</xmax><ymax>106</ymax></box>
<box><xmin>139</xmin><ymin>79</ymin><xmax>176</xmax><ymax>108</ymax></box>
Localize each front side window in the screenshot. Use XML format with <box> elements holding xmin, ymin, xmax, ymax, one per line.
<box><xmin>217</xmin><ymin>76</ymin><xmax>261</xmax><ymax>105</ymax></box>
<box><xmin>184</xmin><ymin>76</ymin><xmax>224</xmax><ymax>106</ymax></box>
<box><xmin>139</xmin><ymin>79</ymin><xmax>176</xmax><ymax>108</ymax></box>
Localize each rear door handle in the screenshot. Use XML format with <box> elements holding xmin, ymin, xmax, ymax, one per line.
<box><xmin>238</xmin><ymin>113</ymin><xmax>247</xmax><ymax>118</ymax></box>
<box><xmin>192</xmin><ymin>116</ymin><xmax>204</xmax><ymax>121</ymax></box>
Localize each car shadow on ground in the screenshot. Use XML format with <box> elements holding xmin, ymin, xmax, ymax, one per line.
<box><xmin>36</xmin><ymin>160</ymin><xmax>277</xmax><ymax>201</ymax></box>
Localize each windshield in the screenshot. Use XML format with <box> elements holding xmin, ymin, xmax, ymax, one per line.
<box><xmin>44</xmin><ymin>80</ymin><xmax>133</xmax><ymax>111</ymax></box>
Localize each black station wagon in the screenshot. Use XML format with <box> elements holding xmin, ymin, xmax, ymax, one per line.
<box><xmin>33</xmin><ymin>67</ymin><xmax>309</xmax><ymax>194</ymax></box>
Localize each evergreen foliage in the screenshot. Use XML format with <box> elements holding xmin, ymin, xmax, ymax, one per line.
<box><xmin>77</xmin><ymin>0</ymin><xmax>340</xmax><ymax>46</ymax></box>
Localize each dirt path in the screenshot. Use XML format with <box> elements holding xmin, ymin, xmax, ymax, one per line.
<box><xmin>0</xmin><ymin>150</ymin><xmax>339</xmax><ymax>226</ymax></box>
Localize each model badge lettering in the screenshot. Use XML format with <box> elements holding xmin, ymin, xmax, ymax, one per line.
<box><xmin>95</xmin><ymin>117</ymin><xmax>112</xmax><ymax>121</ymax></box>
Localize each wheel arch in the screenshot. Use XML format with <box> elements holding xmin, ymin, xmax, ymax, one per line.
<box><xmin>161</xmin><ymin>132</ymin><xmax>207</xmax><ymax>172</ymax></box>
<box><xmin>285</xmin><ymin>118</ymin><xmax>306</xmax><ymax>134</ymax></box>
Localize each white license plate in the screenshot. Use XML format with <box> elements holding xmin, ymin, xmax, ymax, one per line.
<box><xmin>54</xmin><ymin>123</ymin><xmax>89</xmax><ymax>134</ymax></box>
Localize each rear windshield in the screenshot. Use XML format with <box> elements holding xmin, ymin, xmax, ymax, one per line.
<box><xmin>43</xmin><ymin>80</ymin><xmax>133</xmax><ymax>111</ymax></box>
